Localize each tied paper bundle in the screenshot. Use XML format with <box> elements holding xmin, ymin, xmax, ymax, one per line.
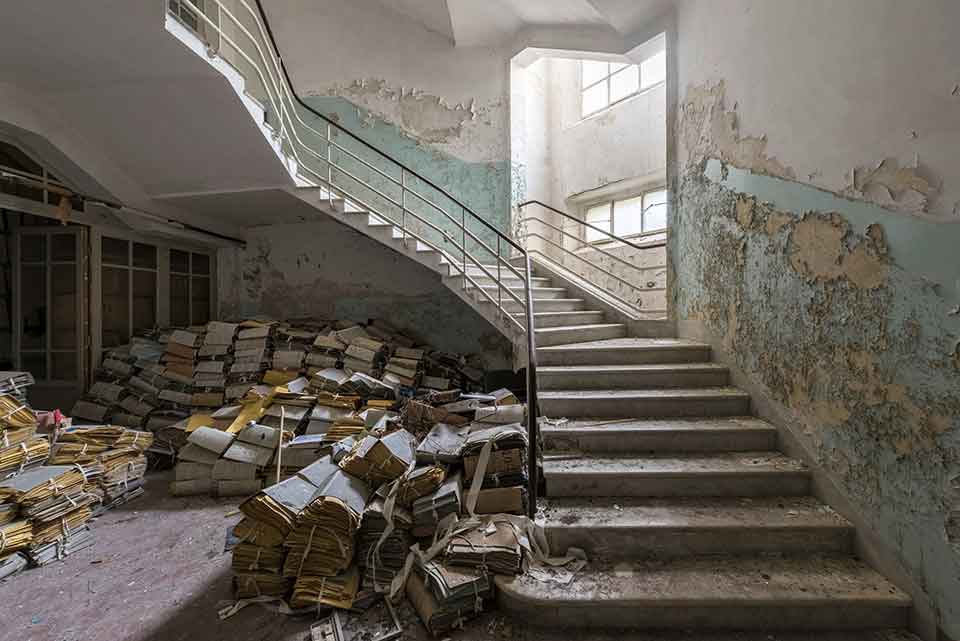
<box><xmin>0</xmin><ymin>394</ymin><xmax>37</xmax><ymax>432</ymax></box>
<box><xmin>48</xmin><ymin>440</ymin><xmax>108</xmax><ymax>465</ymax></box>
<box><xmin>412</xmin><ymin>471</ymin><xmax>462</xmax><ymax>538</ymax></box>
<box><xmin>357</xmin><ymin>498</ymin><xmax>413</xmax><ymax>592</ymax></box>
<box><xmin>234</xmin><ymin>517</ymin><xmax>286</xmax><ymax>548</ymax></box>
<box><xmin>4</xmin><ymin>466</ymin><xmax>87</xmax><ymax>509</ymax></box>
<box><xmin>289</xmin><ymin>566</ymin><xmax>360</xmax><ymax>610</ymax></box>
<box><xmin>232</xmin><ymin>542</ymin><xmax>285</xmax><ymax>576</ymax></box>
<box><xmin>32</xmin><ymin>506</ymin><xmax>92</xmax><ymax>546</ymax></box>
<box><xmin>460</xmin><ymin>423</ymin><xmax>529</xmax><ymax>490</ymax></box>
<box><xmin>0</xmin><ymin>437</ymin><xmax>51</xmax><ymax>476</ymax></box>
<box><xmin>415</xmin><ymin>423</ymin><xmax>470</xmax><ymax>465</ymax></box>
<box><xmin>0</xmin><ymin>551</ymin><xmax>27</xmax><ymax>580</ymax></box>
<box><xmin>446</xmin><ymin>520</ymin><xmax>523</xmax><ymax>575</ymax></box>
<box><xmin>114</xmin><ymin>430</ymin><xmax>154</xmax><ymax>451</ymax></box>
<box><xmin>0</xmin><ymin>372</ymin><xmax>35</xmax><ymax>405</ymax></box>
<box><xmin>396</xmin><ymin>465</ymin><xmax>446</xmax><ymax>507</ymax></box>
<box><xmin>100</xmin><ymin>453</ymin><xmax>148</xmax><ymax>503</ymax></box>
<box><xmin>337</xmin><ymin>429</ymin><xmax>416</xmax><ymax>489</ymax></box>
<box><xmin>283</xmin><ymin>468</ymin><xmax>369</xmax><ymax>579</ymax></box>
<box><xmin>28</xmin><ymin>525</ymin><xmax>96</xmax><ymax>567</ymax></box>
<box><xmin>57</xmin><ymin>425</ymin><xmax>126</xmax><ymax>447</ymax></box>
<box><xmin>0</xmin><ymin>520</ymin><xmax>33</xmax><ymax>558</ymax></box>
<box><xmin>406</xmin><ymin>560</ymin><xmax>493</xmax><ymax>635</ymax></box>
<box><xmin>0</xmin><ymin>501</ymin><xmax>17</xmax><ymax>526</ymax></box>
<box><xmin>234</xmin><ymin>572</ymin><xmax>292</xmax><ymax>599</ymax></box>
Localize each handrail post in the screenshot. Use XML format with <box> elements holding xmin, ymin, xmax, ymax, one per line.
<box><xmin>523</xmin><ymin>251</ymin><xmax>539</xmax><ymax>519</ymax></box>
<box><xmin>326</xmin><ymin>123</ymin><xmax>333</xmax><ymax>189</ymax></box>
<box><xmin>400</xmin><ymin>169</ymin><xmax>406</xmax><ymax>243</ymax></box>
<box><xmin>496</xmin><ymin>236</ymin><xmax>502</xmax><ymax>316</ymax></box>
<box><xmin>461</xmin><ymin>206</ymin><xmax>466</xmax><ymax>290</ymax></box>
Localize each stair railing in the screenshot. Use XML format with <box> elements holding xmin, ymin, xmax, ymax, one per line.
<box><xmin>517</xmin><ymin>199</ymin><xmax>666</xmax><ymax>317</ymax></box>
<box><xmin>169</xmin><ymin>0</ymin><xmax>539</xmax><ymax>516</ymax></box>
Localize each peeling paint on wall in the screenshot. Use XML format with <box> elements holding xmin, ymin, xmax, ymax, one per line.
<box><xmin>847</xmin><ymin>157</ymin><xmax>940</xmax><ymax>216</ymax></box>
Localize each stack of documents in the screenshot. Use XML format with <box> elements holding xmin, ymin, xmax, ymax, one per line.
<box><xmin>397</xmin><ymin>464</ymin><xmax>446</xmax><ymax>507</ymax></box>
<box><xmin>406</xmin><ymin>562</ymin><xmax>492</xmax><ymax>636</ymax></box>
<box><xmin>306</xmin><ymin>334</ymin><xmax>344</xmax><ymax>376</ymax></box>
<box><xmin>411</xmin><ymin>471</ymin><xmax>461</xmax><ymax>538</ymax></box>
<box><xmin>289</xmin><ymin>565</ymin><xmax>360</xmax><ymax>609</ymax></box>
<box><xmin>338</xmin><ymin>429</ymin><xmax>416</xmax><ymax>489</ymax></box>
<box><xmin>0</xmin><ymin>437</ymin><xmax>50</xmax><ymax>477</ymax></box>
<box><xmin>446</xmin><ymin>520</ymin><xmax>523</xmax><ymax>575</ymax></box>
<box><xmin>340</xmin><ymin>330</ymin><xmax>384</xmax><ymax>376</ymax></box>
<box><xmin>0</xmin><ymin>371</ymin><xmax>35</xmax><ymax>404</ymax></box>
<box><xmin>27</xmin><ymin>525</ymin><xmax>95</xmax><ymax>566</ymax></box>
<box><xmin>382</xmin><ymin>346</ymin><xmax>424</xmax><ymax>388</ymax></box>
<box><xmin>163</xmin><ymin>329</ymin><xmax>200</xmax><ymax>379</ymax></box>
<box><xmin>356</xmin><ymin>498</ymin><xmax>413</xmax><ymax>592</ymax></box>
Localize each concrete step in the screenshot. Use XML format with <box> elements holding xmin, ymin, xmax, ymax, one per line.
<box><xmin>539</xmin><ymin>363</ymin><xmax>729</xmax><ymax>390</ymax></box>
<box><xmin>511</xmin><ymin>310</ymin><xmax>605</xmax><ymax>328</ymax></box>
<box><xmin>535</xmin><ymin>324</ymin><xmax>627</xmax><ymax>347</ymax></box>
<box><xmin>496</xmin><ymin>556</ymin><xmax>910</xmax><ymax>630</ymax></box>
<box><xmin>543</xmin><ymin>496</ymin><xmax>854</xmax><ymax>559</ymax></box>
<box><xmin>538</xmin><ymin>338</ymin><xmax>711</xmax><ymax>366</ymax></box>
<box><xmin>539</xmin><ymin>387</ymin><xmax>750</xmax><ymax>419</ymax></box>
<box><xmin>471</xmin><ymin>285</ymin><xmax>569</xmax><ymax>299</ymax></box>
<box><xmin>544</xmin><ymin>451</ymin><xmax>809</xmax><ymax>497</ymax></box>
<box><xmin>471</xmin><ymin>275</ymin><xmax>553</xmax><ymax>288</ymax></box>
<box><xmin>541</xmin><ymin>417</ymin><xmax>777</xmax><ymax>453</ymax></box>
<box><xmin>498</xmin><ymin>298</ymin><xmax>586</xmax><ymax>313</ymax></box>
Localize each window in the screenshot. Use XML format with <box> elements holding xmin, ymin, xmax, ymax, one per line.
<box><xmin>580</xmin><ymin>50</ymin><xmax>666</xmax><ymax>118</ymax></box>
<box><xmin>170</xmin><ymin>249</ymin><xmax>211</xmax><ymax>327</ymax></box>
<box><xmin>0</xmin><ymin>140</ymin><xmax>80</xmax><ymax>210</ymax></box>
<box><xmin>101</xmin><ymin>238</ymin><xmax>159</xmax><ymax>348</ymax></box>
<box><xmin>584</xmin><ymin>188</ymin><xmax>668</xmax><ymax>243</ymax></box>
<box><xmin>168</xmin><ymin>0</ymin><xmax>204</xmax><ymax>34</ymax></box>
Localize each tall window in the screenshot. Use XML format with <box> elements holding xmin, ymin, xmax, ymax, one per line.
<box><xmin>581</xmin><ymin>50</ymin><xmax>666</xmax><ymax>118</ymax></box>
<box><xmin>170</xmin><ymin>250</ymin><xmax>211</xmax><ymax>327</ymax></box>
<box><xmin>168</xmin><ymin>0</ymin><xmax>204</xmax><ymax>34</ymax></box>
<box><xmin>584</xmin><ymin>188</ymin><xmax>668</xmax><ymax>243</ymax></box>
<box><xmin>101</xmin><ymin>238</ymin><xmax>158</xmax><ymax>348</ymax></box>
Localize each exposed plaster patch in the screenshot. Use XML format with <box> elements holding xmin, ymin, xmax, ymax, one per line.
<box><xmin>847</xmin><ymin>157</ymin><xmax>940</xmax><ymax>216</ymax></box>
<box><xmin>735</xmin><ymin>195</ymin><xmax>755</xmax><ymax>228</ymax></box>
<box><xmin>679</xmin><ymin>80</ymin><xmax>796</xmax><ymax>179</ymax></box>
<box><xmin>765</xmin><ymin>211</ymin><xmax>792</xmax><ymax>237</ymax></box>
<box><xmin>316</xmin><ymin>78</ymin><xmax>497</xmax><ymax>146</ymax></box>
<box><xmin>787</xmin><ymin>214</ymin><xmax>888</xmax><ymax>290</ymax></box>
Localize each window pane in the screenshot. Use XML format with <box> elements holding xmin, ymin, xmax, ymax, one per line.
<box><xmin>641</xmin><ymin>50</ymin><xmax>666</xmax><ymax>89</ymax></box>
<box><xmin>610</xmin><ymin>62</ymin><xmax>629</xmax><ymax>74</ymax></box>
<box><xmin>20</xmin><ymin>235</ymin><xmax>45</xmax><ymax>263</ymax></box>
<box><xmin>643</xmin><ymin>189</ymin><xmax>668</xmax><ymax>232</ymax></box>
<box><xmin>51</xmin><ymin>264</ymin><xmax>77</xmax><ymax>349</ymax></box>
<box><xmin>51</xmin><ymin>234</ymin><xmax>76</xmax><ymax>262</ymax></box>
<box><xmin>133</xmin><ymin>270</ymin><xmax>157</xmax><ymax>334</ymax></box>
<box><xmin>20</xmin><ymin>352</ymin><xmax>46</xmax><ymax>380</ymax></box>
<box><xmin>614</xmin><ymin>195</ymin><xmax>644</xmax><ymax>236</ymax></box>
<box><xmin>610</xmin><ymin>66</ymin><xmax>640</xmax><ymax>103</ymax></box>
<box><xmin>102</xmin><ymin>237</ymin><xmax>129</xmax><ymax>266</ymax></box>
<box><xmin>581</xmin><ymin>60</ymin><xmax>608</xmax><ymax>88</ymax></box>
<box><xmin>102</xmin><ymin>266</ymin><xmax>130</xmax><ymax>348</ymax></box>
<box><xmin>585</xmin><ymin>203</ymin><xmax>611</xmax><ymax>243</ymax></box>
<box><xmin>51</xmin><ymin>352</ymin><xmax>77</xmax><ymax>382</ymax></box>
<box><xmin>170</xmin><ymin>249</ymin><xmax>190</xmax><ymax>273</ymax></box>
<box><xmin>133</xmin><ymin>242</ymin><xmax>157</xmax><ymax>269</ymax></box>
<box><xmin>192</xmin><ymin>276</ymin><xmax>210</xmax><ymax>325</ymax></box>
<box><xmin>581</xmin><ymin>82</ymin><xmax>608</xmax><ymax>117</ymax></box>
<box><xmin>20</xmin><ymin>265</ymin><xmax>46</xmax><ymax>349</ymax></box>
<box><xmin>170</xmin><ymin>274</ymin><xmax>190</xmax><ymax>326</ymax></box>
<box><xmin>191</xmin><ymin>253</ymin><xmax>210</xmax><ymax>275</ymax></box>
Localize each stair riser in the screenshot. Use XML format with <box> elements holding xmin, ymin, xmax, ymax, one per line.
<box><xmin>517</xmin><ymin>313</ymin><xmax>606</xmax><ymax>328</ymax></box>
<box><xmin>543</xmin><ymin>428</ymin><xmax>776</xmax><ymax>453</ymax></box>
<box><xmin>546</xmin><ymin>526</ymin><xmax>854</xmax><ymax>559</ymax></box>
<box><xmin>502</xmin><ymin>300</ymin><xmax>585</xmax><ymax>313</ymax></box>
<box><xmin>536</xmin><ymin>326</ymin><xmax>627</xmax><ymax>347</ymax></box>
<box><xmin>546</xmin><ymin>472</ymin><xmax>810</xmax><ymax>497</ymax></box>
<box><xmin>539</xmin><ymin>368</ymin><xmax>729</xmax><ymax>390</ymax></box>
<box><xmin>538</xmin><ymin>347</ymin><xmax>711</xmax><ymax>366</ymax></box>
<box><xmin>472</xmin><ymin>287</ymin><xmax>567</xmax><ymax>299</ymax></box>
<box><xmin>539</xmin><ymin>395</ymin><xmax>750</xmax><ymax>418</ymax></box>
<box><xmin>495</xmin><ymin>599</ymin><xmax>909</xmax><ymax>631</ymax></box>
<box><xmin>471</xmin><ymin>276</ymin><xmax>551</xmax><ymax>288</ymax></box>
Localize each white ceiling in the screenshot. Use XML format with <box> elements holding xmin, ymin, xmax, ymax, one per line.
<box><xmin>371</xmin><ymin>0</ymin><xmax>674</xmax><ymax>47</ymax></box>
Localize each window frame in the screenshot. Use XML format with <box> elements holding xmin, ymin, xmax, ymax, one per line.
<box><xmin>169</xmin><ymin>249</ymin><xmax>212</xmax><ymax>327</ymax></box>
<box><xmin>579</xmin><ymin>49</ymin><xmax>666</xmax><ymax>119</ymax></box>
<box><xmin>100</xmin><ymin>237</ymin><xmax>161</xmax><ymax>349</ymax></box>
<box><xmin>581</xmin><ymin>186</ymin><xmax>669</xmax><ymax>245</ymax></box>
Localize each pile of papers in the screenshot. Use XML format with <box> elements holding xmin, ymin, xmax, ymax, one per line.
<box><xmin>356</xmin><ymin>498</ymin><xmax>413</xmax><ymax>592</ymax></box>
<box><xmin>406</xmin><ymin>560</ymin><xmax>493</xmax><ymax>635</ymax></box>
<box><xmin>0</xmin><ymin>395</ymin><xmax>47</xmax><ymax>477</ymax></box>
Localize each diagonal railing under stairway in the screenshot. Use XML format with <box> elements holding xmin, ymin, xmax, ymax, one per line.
<box><xmin>168</xmin><ymin>0</ymin><xmax>547</xmax><ymax>513</ymax></box>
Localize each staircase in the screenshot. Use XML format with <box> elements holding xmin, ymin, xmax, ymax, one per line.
<box><xmin>495</xmin><ymin>304</ymin><xmax>914</xmax><ymax>632</ymax></box>
<box><xmin>167</xmin><ymin>4</ymin><xmax>919</xmax><ymax>636</ymax></box>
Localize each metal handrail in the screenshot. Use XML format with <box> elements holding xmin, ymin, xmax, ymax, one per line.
<box><xmin>516</xmin><ymin>200</ymin><xmax>666</xmax><ymax>316</ymax></box>
<box><xmin>519</xmin><ymin>199</ymin><xmax>662</xmax><ymax>251</ymax></box>
<box><xmin>169</xmin><ymin>0</ymin><xmax>539</xmax><ymax>516</ymax></box>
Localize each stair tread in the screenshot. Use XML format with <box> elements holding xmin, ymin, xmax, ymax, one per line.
<box><xmin>540</xmin><ymin>363</ymin><xmax>727</xmax><ymax>373</ymax></box>
<box><xmin>536</xmin><ymin>323</ymin><xmax>626</xmax><ymax>333</ymax></box>
<box><xmin>515</xmin><ymin>311</ymin><xmax>605</xmax><ymax>317</ymax></box>
<box><xmin>539</xmin><ymin>387</ymin><xmax>750</xmax><ymax>400</ymax></box>
<box><xmin>542</xmin><ymin>496</ymin><xmax>851</xmax><ymax>530</ymax></box>
<box><xmin>538</xmin><ymin>337</ymin><xmax>709</xmax><ymax>351</ymax></box>
<box><xmin>496</xmin><ymin>556</ymin><xmax>910</xmax><ymax>605</ymax></box>
<box><xmin>541</xmin><ymin>416</ymin><xmax>775</xmax><ymax>432</ymax></box>
<box><xmin>543</xmin><ymin>451</ymin><xmax>808</xmax><ymax>475</ymax></box>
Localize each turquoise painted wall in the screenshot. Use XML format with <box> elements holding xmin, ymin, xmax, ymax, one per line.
<box><xmin>672</xmin><ymin>161</ymin><xmax>960</xmax><ymax>635</ymax></box>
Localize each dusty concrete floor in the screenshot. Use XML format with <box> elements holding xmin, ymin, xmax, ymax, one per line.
<box><xmin>0</xmin><ymin>470</ymin><xmax>916</xmax><ymax>641</ymax></box>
